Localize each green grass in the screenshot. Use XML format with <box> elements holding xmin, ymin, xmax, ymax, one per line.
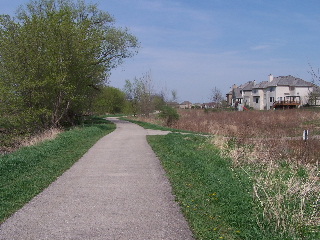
<box><xmin>148</xmin><ymin>133</ymin><xmax>284</xmax><ymax>240</ymax></box>
<box><xmin>122</xmin><ymin>117</ymin><xmax>202</xmax><ymax>134</ymax></box>
<box><xmin>0</xmin><ymin>118</ymin><xmax>115</xmax><ymax>223</ymax></box>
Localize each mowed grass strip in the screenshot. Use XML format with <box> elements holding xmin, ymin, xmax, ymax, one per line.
<box><xmin>122</xmin><ymin>117</ymin><xmax>197</xmax><ymax>134</ymax></box>
<box><xmin>0</xmin><ymin>118</ymin><xmax>115</xmax><ymax>223</ymax></box>
<box><xmin>148</xmin><ymin>133</ymin><xmax>279</xmax><ymax>240</ymax></box>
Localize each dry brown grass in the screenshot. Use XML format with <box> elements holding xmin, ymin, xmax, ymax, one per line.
<box><xmin>1</xmin><ymin>128</ymin><xmax>63</xmax><ymax>155</ymax></box>
<box><xmin>20</xmin><ymin>128</ymin><xmax>63</xmax><ymax>148</ymax></box>
<box><xmin>135</xmin><ymin>108</ymin><xmax>320</xmax><ymax>237</ymax></box>
<box><xmin>174</xmin><ymin>109</ymin><xmax>320</xmax><ymax>138</ymax></box>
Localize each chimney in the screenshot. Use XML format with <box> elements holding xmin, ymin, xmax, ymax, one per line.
<box><xmin>253</xmin><ymin>80</ymin><xmax>256</xmax><ymax>85</ymax></box>
<box><xmin>232</xmin><ymin>84</ymin><xmax>237</xmax><ymax>89</ymax></box>
<box><xmin>269</xmin><ymin>74</ymin><xmax>274</xmax><ymax>82</ymax></box>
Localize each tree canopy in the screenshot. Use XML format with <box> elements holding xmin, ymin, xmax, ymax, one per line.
<box><xmin>0</xmin><ymin>0</ymin><xmax>139</xmax><ymax>132</ymax></box>
<box><xmin>92</xmin><ymin>86</ymin><xmax>127</xmax><ymax>115</ymax></box>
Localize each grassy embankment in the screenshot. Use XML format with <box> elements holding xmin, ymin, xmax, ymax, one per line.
<box><xmin>129</xmin><ymin>110</ymin><xmax>319</xmax><ymax>240</ymax></box>
<box><xmin>149</xmin><ymin>133</ymin><xmax>266</xmax><ymax>239</ymax></box>
<box><xmin>0</xmin><ymin>117</ymin><xmax>115</xmax><ymax>223</ymax></box>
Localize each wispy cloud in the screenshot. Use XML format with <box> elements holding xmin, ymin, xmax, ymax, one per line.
<box><xmin>249</xmin><ymin>38</ymin><xmax>287</xmax><ymax>51</ymax></box>
<box><xmin>251</xmin><ymin>45</ymin><xmax>271</xmax><ymax>51</ymax></box>
<box><xmin>135</xmin><ymin>0</ymin><xmax>212</xmax><ymax>21</ymax></box>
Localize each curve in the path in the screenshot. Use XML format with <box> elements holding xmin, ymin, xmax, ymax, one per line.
<box><xmin>0</xmin><ymin>118</ymin><xmax>194</xmax><ymax>240</ymax></box>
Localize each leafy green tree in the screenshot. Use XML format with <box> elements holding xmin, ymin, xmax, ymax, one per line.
<box><xmin>92</xmin><ymin>86</ymin><xmax>126</xmax><ymax>115</ymax></box>
<box><xmin>152</xmin><ymin>94</ymin><xmax>166</xmax><ymax>111</ymax></box>
<box><xmin>0</xmin><ymin>0</ymin><xmax>139</xmax><ymax>132</ymax></box>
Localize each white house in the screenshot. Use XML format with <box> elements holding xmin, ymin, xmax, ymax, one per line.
<box><xmin>229</xmin><ymin>75</ymin><xmax>315</xmax><ymax>110</ymax></box>
<box><xmin>179</xmin><ymin>101</ymin><xmax>192</xmax><ymax>109</ymax></box>
<box><xmin>252</xmin><ymin>81</ymin><xmax>269</xmax><ymax>110</ymax></box>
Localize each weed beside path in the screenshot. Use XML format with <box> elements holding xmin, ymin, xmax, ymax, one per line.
<box><xmin>0</xmin><ymin>118</ymin><xmax>115</xmax><ymax>223</ymax></box>
<box><xmin>148</xmin><ymin>133</ymin><xmax>319</xmax><ymax>240</ymax></box>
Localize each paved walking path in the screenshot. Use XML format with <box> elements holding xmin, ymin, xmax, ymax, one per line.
<box><xmin>0</xmin><ymin>118</ymin><xmax>194</xmax><ymax>240</ymax></box>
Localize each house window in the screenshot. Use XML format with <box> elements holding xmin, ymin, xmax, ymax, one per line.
<box><xmin>269</xmin><ymin>87</ymin><xmax>275</xmax><ymax>92</ymax></box>
<box><xmin>289</xmin><ymin>86</ymin><xmax>295</xmax><ymax>91</ymax></box>
<box><xmin>270</xmin><ymin>97</ymin><xmax>274</xmax><ymax>102</ymax></box>
<box><xmin>255</xmin><ymin>98</ymin><xmax>259</xmax><ymax>103</ymax></box>
<box><xmin>252</xmin><ymin>89</ymin><xmax>257</xmax><ymax>94</ymax></box>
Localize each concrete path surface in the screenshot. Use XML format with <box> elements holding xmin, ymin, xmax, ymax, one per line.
<box><xmin>0</xmin><ymin>118</ymin><xmax>194</xmax><ymax>240</ymax></box>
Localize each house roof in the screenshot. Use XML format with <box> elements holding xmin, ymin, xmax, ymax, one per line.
<box><xmin>242</xmin><ymin>81</ymin><xmax>255</xmax><ymax>91</ymax></box>
<box><xmin>167</xmin><ymin>101</ymin><xmax>179</xmax><ymax>107</ymax></box>
<box><xmin>202</xmin><ymin>102</ymin><xmax>216</xmax><ymax>107</ymax></box>
<box><xmin>253</xmin><ymin>81</ymin><xmax>268</xmax><ymax>89</ymax></box>
<box><xmin>180</xmin><ymin>101</ymin><xmax>192</xmax><ymax>105</ymax></box>
<box><xmin>231</xmin><ymin>81</ymin><xmax>254</xmax><ymax>99</ymax></box>
<box><xmin>227</xmin><ymin>75</ymin><xmax>317</xmax><ymax>100</ymax></box>
<box><xmin>267</xmin><ymin>75</ymin><xmax>313</xmax><ymax>87</ymax></box>
<box><xmin>233</xmin><ymin>88</ymin><xmax>242</xmax><ymax>99</ymax></box>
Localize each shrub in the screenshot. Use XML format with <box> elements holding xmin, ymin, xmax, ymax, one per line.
<box><xmin>158</xmin><ymin>105</ymin><xmax>180</xmax><ymax>126</ymax></box>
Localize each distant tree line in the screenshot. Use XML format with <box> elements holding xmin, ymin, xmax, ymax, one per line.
<box><xmin>92</xmin><ymin>72</ymin><xmax>179</xmax><ymax>126</ymax></box>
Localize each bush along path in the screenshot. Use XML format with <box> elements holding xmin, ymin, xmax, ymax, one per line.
<box><xmin>148</xmin><ymin>133</ymin><xmax>296</xmax><ymax>240</ymax></box>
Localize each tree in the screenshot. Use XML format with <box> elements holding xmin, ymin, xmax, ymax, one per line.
<box><xmin>158</xmin><ymin>105</ymin><xmax>179</xmax><ymax>127</ymax></box>
<box><xmin>170</xmin><ymin>89</ymin><xmax>178</xmax><ymax>103</ymax></box>
<box><xmin>211</xmin><ymin>87</ymin><xmax>223</xmax><ymax>108</ymax></box>
<box><xmin>0</xmin><ymin>0</ymin><xmax>139</xmax><ymax>131</ymax></box>
<box><xmin>307</xmin><ymin>64</ymin><xmax>320</xmax><ymax>106</ymax></box>
<box><xmin>123</xmin><ymin>71</ymin><xmax>154</xmax><ymax>116</ymax></box>
<box><xmin>92</xmin><ymin>86</ymin><xmax>126</xmax><ymax>114</ymax></box>
<box><xmin>309</xmin><ymin>64</ymin><xmax>320</xmax><ymax>84</ymax></box>
<box><xmin>152</xmin><ymin>94</ymin><xmax>166</xmax><ymax>111</ymax></box>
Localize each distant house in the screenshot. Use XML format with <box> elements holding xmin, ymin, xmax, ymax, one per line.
<box><xmin>226</xmin><ymin>90</ymin><xmax>233</xmax><ymax>106</ymax></box>
<box><xmin>167</xmin><ymin>101</ymin><xmax>180</xmax><ymax>108</ymax></box>
<box><xmin>193</xmin><ymin>103</ymin><xmax>203</xmax><ymax>108</ymax></box>
<box><xmin>226</xmin><ymin>83</ymin><xmax>247</xmax><ymax>107</ymax></box>
<box><xmin>202</xmin><ymin>102</ymin><xmax>216</xmax><ymax>109</ymax></box>
<box><xmin>242</xmin><ymin>81</ymin><xmax>255</xmax><ymax>107</ymax></box>
<box><xmin>228</xmin><ymin>75</ymin><xmax>316</xmax><ymax>110</ymax></box>
<box><xmin>230</xmin><ymin>85</ymin><xmax>243</xmax><ymax>107</ymax></box>
<box><xmin>252</xmin><ymin>81</ymin><xmax>269</xmax><ymax>110</ymax></box>
<box><xmin>179</xmin><ymin>101</ymin><xmax>192</xmax><ymax>109</ymax></box>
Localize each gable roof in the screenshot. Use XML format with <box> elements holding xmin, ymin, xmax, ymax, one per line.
<box><xmin>267</xmin><ymin>75</ymin><xmax>313</xmax><ymax>87</ymax></box>
<box><xmin>233</xmin><ymin>87</ymin><xmax>242</xmax><ymax>99</ymax></box>
<box><xmin>180</xmin><ymin>101</ymin><xmax>192</xmax><ymax>105</ymax></box>
<box><xmin>242</xmin><ymin>81</ymin><xmax>255</xmax><ymax>91</ymax></box>
<box><xmin>253</xmin><ymin>81</ymin><xmax>268</xmax><ymax>89</ymax></box>
<box><xmin>231</xmin><ymin>81</ymin><xmax>254</xmax><ymax>99</ymax></box>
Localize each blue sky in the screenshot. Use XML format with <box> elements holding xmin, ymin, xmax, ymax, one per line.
<box><xmin>1</xmin><ymin>0</ymin><xmax>320</xmax><ymax>103</ymax></box>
